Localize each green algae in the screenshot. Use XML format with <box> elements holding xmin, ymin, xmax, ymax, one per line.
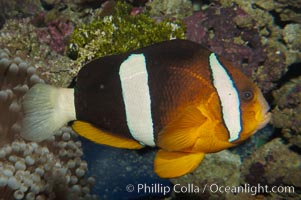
<box><xmin>67</xmin><ymin>1</ymin><xmax>185</xmax><ymax>64</ymax></box>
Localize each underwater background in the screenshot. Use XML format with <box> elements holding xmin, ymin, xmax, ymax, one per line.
<box><xmin>0</xmin><ymin>0</ymin><xmax>300</xmax><ymax>199</ymax></box>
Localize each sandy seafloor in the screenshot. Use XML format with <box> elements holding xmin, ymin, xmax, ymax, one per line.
<box><xmin>80</xmin><ymin>138</ymin><xmax>172</xmax><ymax>199</ymax></box>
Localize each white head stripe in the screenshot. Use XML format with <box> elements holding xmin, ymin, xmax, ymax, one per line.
<box><xmin>119</xmin><ymin>54</ymin><xmax>155</xmax><ymax>146</ymax></box>
<box><xmin>209</xmin><ymin>53</ymin><xmax>242</xmax><ymax>142</ymax></box>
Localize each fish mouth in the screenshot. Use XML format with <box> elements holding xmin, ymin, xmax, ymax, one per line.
<box><xmin>257</xmin><ymin>111</ymin><xmax>271</xmax><ymax>130</ymax></box>
<box><xmin>256</xmin><ymin>89</ymin><xmax>272</xmax><ymax>130</ymax></box>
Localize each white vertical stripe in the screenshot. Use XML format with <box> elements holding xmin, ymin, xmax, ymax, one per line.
<box><xmin>209</xmin><ymin>53</ymin><xmax>241</xmax><ymax>142</ymax></box>
<box><xmin>119</xmin><ymin>54</ymin><xmax>155</xmax><ymax>146</ymax></box>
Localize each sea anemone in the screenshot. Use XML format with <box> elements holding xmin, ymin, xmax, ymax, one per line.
<box><xmin>0</xmin><ymin>48</ymin><xmax>97</xmax><ymax>200</ymax></box>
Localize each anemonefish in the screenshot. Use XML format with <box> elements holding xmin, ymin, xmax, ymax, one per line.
<box><xmin>21</xmin><ymin>39</ymin><xmax>271</xmax><ymax>178</ymax></box>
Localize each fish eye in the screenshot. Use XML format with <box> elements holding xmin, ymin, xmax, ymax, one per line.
<box><xmin>242</xmin><ymin>90</ymin><xmax>253</xmax><ymax>101</ymax></box>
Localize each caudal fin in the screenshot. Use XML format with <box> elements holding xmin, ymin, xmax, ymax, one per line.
<box><xmin>21</xmin><ymin>83</ymin><xmax>76</xmax><ymax>142</ymax></box>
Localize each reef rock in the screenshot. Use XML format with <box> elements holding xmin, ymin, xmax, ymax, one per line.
<box><xmin>272</xmin><ymin>76</ymin><xmax>301</xmax><ymax>148</ymax></box>
<box><xmin>218</xmin><ymin>0</ymin><xmax>301</xmax><ymax>85</ymax></box>
<box><xmin>0</xmin><ymin>0</ymin><xmax>43</xmax><ymax>28</ymax></box>
<box><xmin>146</xmin><ymin>0</ymin><xmax>193</xmax><ymax>19</ymax></box>
<box><xmin>183</xmin><ymin>4</ymin><xmax>286</xmax><ymax>93</ymax></box>
<box><xmin>171</xmin><ymin>150</ymin><xmax>241</xmax><ymax>199</ymax></box>
<box><xmin>240</xmin><ymin>138</ymin><xmax>301</xmax><ymax>199</ymax></box>
<box><xmin>0</xmin><ymin>18</ymin><xmax>76</xmax><ymax>87</ymax></box>
<box><xmin>283</xmin><ymin>24</ymin><xmax>301</xmax><ymax>51</ymax></box>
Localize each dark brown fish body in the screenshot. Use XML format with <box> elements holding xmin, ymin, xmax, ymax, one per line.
<box><xmin>21</xmin><ymin>39</ymin><xmax>271</xmax><ymax>178</ymax></box>
<box><xmin>74</xmin><ymin>40</ymin><xmax>212</xmax><ymax>141</ymax></box>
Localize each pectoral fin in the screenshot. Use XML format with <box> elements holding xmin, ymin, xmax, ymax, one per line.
<box><xmin>154</xmin><ymin>150</ymin><xmax>205</xmax><ymax>178</ymax></box>
<box><xmin>72</xmin><ymin>121</ymin><xmax>143</xmax><ymax>149</ymax></box>
<box><xmin>157</xmin><ymin>106</ymin><xmax>207</xmax><ymax>151</ymax></box>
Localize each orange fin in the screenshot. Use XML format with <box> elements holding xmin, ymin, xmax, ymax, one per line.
<box><xmin>154</xmin><ymin>150</ymin><xmax>205</xmax><ymax>178</ymax></box>
<box><xmin>72</xmin><ymin>121</ymin><xmax>143</xmax><ymax>149</ymax></box>
<box><xmin>157</xmin><ymin>107</ymin><xmax>207</xmax><ymax>151</ymax></box>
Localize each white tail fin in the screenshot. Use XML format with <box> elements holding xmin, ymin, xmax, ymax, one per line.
<box><xmin>21</xmin><ymin>83</ymin><xmax>76</xmax><ymax>142</ymax></box>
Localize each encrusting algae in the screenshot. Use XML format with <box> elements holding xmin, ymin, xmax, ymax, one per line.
<box><xmin>67</xmin><ymin>1</ymin><xmax>185</xmax><ymax>65</ymax></box>
<box><xmin>0</xmin><ymin>48</ymin><xmax>97</xmax><ymax>200</ymax></box>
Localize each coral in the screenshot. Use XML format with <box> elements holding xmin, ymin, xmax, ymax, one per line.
<box><xmin>184</xmin><ymin>4</ymin><xmax>286</xmax><ymax>93</ymax></box>
<box><xmin>171</xmin><ymin>150</ymin><xmax>241</xmax><ymax>199</ymax></box>
<box><xmin>146</xmin><ymin>0</ymin><xmax>193</xmax><ymax>20</ymax></box>
<box><xmin>0</xmin><ymin>48</ymin><xmax>97</xmax><ymax>200</ymax></box>
<box><xmin>67</xmin><ymin>1</ymin><xmax>185</xmax><ymax>64</ymax></box>
<box><xmin>240</xmin><ymin>138</ymin><xmax>301</xmax><ymax>199</ymax></box>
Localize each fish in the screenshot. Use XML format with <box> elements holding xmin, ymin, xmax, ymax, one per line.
<box><xmin>21</xmin><ymin>39</ymin><xmax>271</xmax><ymax>178</ymax></box>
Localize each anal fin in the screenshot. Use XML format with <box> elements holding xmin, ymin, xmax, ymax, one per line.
<box><xmin>154</xmin><ymin>149</ymin><xmax>205</xmax><ymax>178</ymax></box>
<box><xmin>72</xmin><ymin>121</ymin><xmax>143</xmax><ymax>149</ymax></box>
